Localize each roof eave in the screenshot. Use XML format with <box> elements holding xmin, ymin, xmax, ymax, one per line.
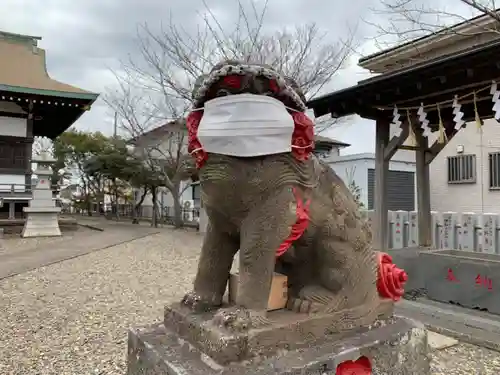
<box><xmin>359</xmin><ymin>11</ymin><xmax>499</xmax><ymax>70</ymax></box>
<box><xmin>0</xmin><ymin>84</ymin><xmax>99</xmax><ymax>101</ymax></box>
<box><xmin>307</xmin><ymin>37</ymin><xmax>500</xmax><ymax>118</ymax></box>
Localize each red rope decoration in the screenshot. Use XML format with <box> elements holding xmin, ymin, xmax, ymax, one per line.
<box><xmin>291</xmin><ymin>111</ymin><xmax>314</xmax><ymax>161</ymax></box>
<box><xmin>186</xmin><ymin>110</ymin><xmax>207</xmax><ymax>169</ymax></box>
<box><xmin>275</xmin><ymin>187</ymin><xmax>310</xmax><ymax>258</ymax></box>
<box><xmin>222</xmin><ymin>75</ymin><xmax>242</xmax><ymax>89</ymax></box>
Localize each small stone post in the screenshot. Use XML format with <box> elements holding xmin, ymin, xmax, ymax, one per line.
<box><xmin>22</xmin><ymin>152</ymin><xmax>62</xmax><ymax>237</ymax></box>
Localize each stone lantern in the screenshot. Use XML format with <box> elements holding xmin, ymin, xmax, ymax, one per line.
<box><xmin>22</xmin><ymin>152</ymin><xmax>62</xmax><ymax>237</ymax></box>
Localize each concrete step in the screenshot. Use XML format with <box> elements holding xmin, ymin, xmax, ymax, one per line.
<box><xmin>396</xmin><ymin>298</ymin><xmax>500</xmax><ymax>351</ymax></box>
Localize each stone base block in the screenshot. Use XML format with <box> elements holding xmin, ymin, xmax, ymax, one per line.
<box><xmin>22</xmin><ymin>212</ymin><xmax>61</xmax><ymax>237</ymax></box>
<box><xmin>128</xmin><ymin>316</ymin><xmax>430</xmax><ymax>374</ymax></box>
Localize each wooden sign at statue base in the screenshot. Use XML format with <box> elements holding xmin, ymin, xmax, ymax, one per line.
<box><xmin>228</xmin><ymin>272</ymin><xmax>288</xmax><ymax>311</ymax></box>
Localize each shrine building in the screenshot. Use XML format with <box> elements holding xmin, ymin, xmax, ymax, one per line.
<box><xmin>0</xmin><ymin>31</ymin><xmax>98</xmax><ymax>219</ymax></box>
<box><xmin>307</xmin><ymin>11</ymin><xmax>500</xmax><ymax>251</ymax></box>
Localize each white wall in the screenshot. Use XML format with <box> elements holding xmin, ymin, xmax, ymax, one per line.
<box><xmin>0</xmin><ymin>116</ymin><xmax>27</xmax><ymax>137</ymax></box>
<box><xmin>326</xmin><ymin>152</ymin><xmax>417</xmax><ymax>208</ymax></box>
<box><xmin>429</xmin><ymin>118</ymin><xmax>500</xmax><ymax>213</ymax></box>
<box><xmin>0</xmin><ymin>174</ymin><xmax>26</xmax><ymax>191</ymax></box>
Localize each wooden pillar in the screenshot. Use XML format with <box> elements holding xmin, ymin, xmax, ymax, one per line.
<box><xmin>415</xmin><ymin>131</ymin><xmax>432</xmax><ymax>247</ymax></box>
<box><xmin>8</xmin><ymin>201</ymin><xmax>15</xmax><ymax>219</ymax></box>
<box><xmin>25</xmin><ymin>118</ymin><xmax>34</xmax><ymax>188</ymax></box>
<box><xmin>374</xmin><ymin>119</ymin><xmax>390</xmax><ymax>250</ymax></box>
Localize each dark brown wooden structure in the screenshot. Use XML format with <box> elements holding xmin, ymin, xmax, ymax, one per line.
<box><xmin>307</xmin><ymin>37</ymin><xmax>500</xmax><ymax>250</ymax></box>
<box><xmin>0</xmin><ymin>31</ymin><xmax>99</xmax><ymax>218</ymax></box>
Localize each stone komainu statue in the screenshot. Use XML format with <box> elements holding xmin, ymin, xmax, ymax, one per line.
<box><xmin>182</xmin><ymin>60</ymin><xmax>406</xmax><ymax>330</ymax></box>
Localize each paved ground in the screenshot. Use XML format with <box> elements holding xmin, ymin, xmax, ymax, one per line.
<box><xmin>0</xmin><ymin>220</ymin><xmax>160</xmax><ymax>280</ymax></box>
<box><xmin>0</xmin><ymin>226</ymin><xmax>499</xmax><ymax>374</ymax></box>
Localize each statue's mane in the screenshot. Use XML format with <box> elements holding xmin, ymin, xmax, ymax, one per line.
<box><xmin>191</xmin><ymin>60</ymin><xmax>307</xmax><ymax>112</ymax></box>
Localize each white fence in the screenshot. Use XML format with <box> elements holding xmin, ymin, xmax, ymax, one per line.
<box><xmin>364</xmin><ymin>210</ymin><xmax>500</xmax><ymax>254</ymax></box>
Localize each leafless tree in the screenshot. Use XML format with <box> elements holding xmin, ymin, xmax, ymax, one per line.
<box><xmin>104</xmin><ymin>78</ymin><xmax>195</xmax><ymax>228</ymax></box>
<box><xmin>120</xmin><ymin>0</ymin><xmax>356</xmax><ymax>125</ymax></box>
<box><xmin>369</xmin><ymin>0</ymin><xmax>500</xmax><ymax>50</ymax></box>
<box><xmin>107</xmin><ymin>0</ymin><xmax>357</xmax><ymax>225</ymax></box>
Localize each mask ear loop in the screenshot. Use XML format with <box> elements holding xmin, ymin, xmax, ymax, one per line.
<box><xmin>288</xmin><ymin>107</ymin><xmax>314</xmax><ymax>151</ymax></box>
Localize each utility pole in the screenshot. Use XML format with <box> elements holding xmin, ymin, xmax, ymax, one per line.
<box><xmin>113</xmin><ymin>111</ymin><xmax>118</xmax><ymax>138</ymax></box>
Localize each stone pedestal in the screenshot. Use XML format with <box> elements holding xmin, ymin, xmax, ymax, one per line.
<box><xmin>22</xmin><ymin>152</ymin><xmax>61</xmax><ymax>237</ymax></box>
<box><xmin>127</xmin><ymin>302</ymin><xmax>430</xmax><ymax>374</ymax></box>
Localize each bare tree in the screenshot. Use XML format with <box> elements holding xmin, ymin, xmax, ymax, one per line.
<box><xmin>369</xmin><ymin>0</ymin><xmax>500</xmax><ymax>49</ymax></box>
<box><xmin>106</xmin><ymin>0</ymin><xmax>356</xmax><ymax>225</ymax></box>
<box><xmin>104</xmin><ymin>79</ymin><xmax>195</xmax><ymax>228</ymax></box>
<box><xmin>120</xmin><ymin>0</ymin><xmax>356</xmax><ymax>122</ymax></box>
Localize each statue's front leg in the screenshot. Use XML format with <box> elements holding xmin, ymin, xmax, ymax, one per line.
<box><xmin>229</xmin><ymin>186</ymin><xmax>297</xmax><ymax>326</ymax></box>
<box><xmin>183</xmin><ymin>213</ymin><xmax>238</xmax><ymax>312</ymax></box>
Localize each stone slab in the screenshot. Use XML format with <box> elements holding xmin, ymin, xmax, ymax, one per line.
<box><xmin>22</xmin><ymin>212</ymin><xmax>61</xmax><ymax>237</ymax></box>
<box><xmin>387</xmin><ymin>246</ymin><xmax>429</xmax><ymax>292</ymax></box>
<box><xmin>395</xmin><ymin>298</ymin><xmax>500</xmax><ymax>352</ymax></box>
<box><xmin>164</xmin><ymin>301</ymin><xmax>394</xmax><ymax>365</ymax></box>
<box><xmin>427</xmin><ymin>331</ymin><xmax>458</xmax><ymax>351</ymax></box>
<box><xmin>128</xmin><ymin>316</ymin><xmax>430</xmax><ymax>374</ymax></box>
<box><xmin>421</xmin><ymin>249</ymin><xmax>500</xmax><ymax>314</ymax></box>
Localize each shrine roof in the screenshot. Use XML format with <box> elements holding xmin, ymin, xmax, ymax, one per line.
<box><xmin>0</xmin><ymin>31</ymin><xmax>98</xmax><ymax>100</ymax></box>
<box><xmin>359</xmin><ymin>10</ymin><xmax>499</xmax><ymax>66</ymax></box>
<box><xmin>307</xmin><ymin>38</ymin><xmax>500</xmax><ymax>124</ymax></box>
<box><xmin>0</xmin><ymin>31</ymin><xmax>99</xmax><ymax>139</ymax></box>
<box><xmin>314</xmin><ymin>135</ymin><xmax>350</xmax><ymax>148</ymax></box>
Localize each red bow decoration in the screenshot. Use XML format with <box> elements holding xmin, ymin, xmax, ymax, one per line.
<box><xmin>336</xmin><ymin>356</ymin><xmax>372</xmax><ymax>374</ymax></box>
<box><xmin>376</xmin><ymin>252</ymin><xmax>408</xmax><ymax>301</ymax></box>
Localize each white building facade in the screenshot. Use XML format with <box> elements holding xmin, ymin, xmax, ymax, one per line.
<box><xmin>326</xmin><ymin>150</ymin><xmax>417</xmax><ymax>211</ymax></box>
<box><xmin>429</xmin><ymin>119</ymin><xmax>500</xmax><ymax>213</ymax></box>
<box><xmin>130</xmin><ymin>121</ymin><xmax>198</xmax><ymax>220</ymax></box>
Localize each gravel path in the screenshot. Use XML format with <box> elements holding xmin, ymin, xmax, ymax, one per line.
<box><xmin>0</xmin><ymin>229</ymin><xmax>499</xmax><ymax>374</ymax></box>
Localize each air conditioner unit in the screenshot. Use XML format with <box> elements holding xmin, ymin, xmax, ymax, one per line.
<box><xmin>183</xmin><ymin>200</ymin><xmax>195</xmax><ymax>222</ymax></box>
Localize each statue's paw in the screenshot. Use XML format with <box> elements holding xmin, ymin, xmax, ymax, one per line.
<box><xmin>286</xmin><ymin>297</ymin><xmax>324</xmax><ymax>314</ymax></box>
<box><xmin>212</xmin><ymin>306</ymin><xmax>271</xmax><ymax>332</ymax></box>
<box><xmin>181</xmin><ymin>291</ymin><xmax>219</xmax><ymax>313</ymax></box>
<box><xmin>298</xmin><ymin>285</ymin><xmax>336</xmax><ymax>305</ymax></box>
<box><xmin>287</xmin><ymin>285</ymin><xmax>338</xmax><ymax>314</ymax></box>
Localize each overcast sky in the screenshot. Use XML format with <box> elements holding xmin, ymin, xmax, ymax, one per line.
<box><xmin>0</xmin><ymin>0</ymin><xmax>475</xmax><ymax>154</ymax></box>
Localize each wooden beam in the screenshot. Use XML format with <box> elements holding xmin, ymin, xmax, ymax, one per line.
<box><xmin>425</xmin><ymin>125</ymin><xmax>458</xmax><ymax>165</ymax></box>
<box><xmin>374</xmin><ymin>118</ymin><xmax>390</xmax><ymax>250</ymax></box>
<box><xmin>415</xmin><ymin>131</ymin><xmax>432</xmax><ymax>247</ymax></box>
<box><xmin>383</xmin><ymin>121</ymin><xmax>409</xmax><ymax>161</ymax></box>
<box><xmin>398</xmin><ymin>145</ymin><xmax>419</xmax><ymax>151</ymax></box>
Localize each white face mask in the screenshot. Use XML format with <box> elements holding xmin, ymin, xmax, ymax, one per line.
<box><xmin>195</xmin><ymin>94</ymin><xmax>296</xmax><ymax>157</ymax></box>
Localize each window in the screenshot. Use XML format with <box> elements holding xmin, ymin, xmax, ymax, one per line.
<box><xmin>0</xmin><ymin>141</ymin><xmax>27</xmax><ymax>170</ymax></box>
<box><xmin>447</xmin><ymin>154</ymin><xmax>476</xmax><ymax>184</ymax></box>
<box><xmin>489</xmin><ymin>152</ymin><xmax>500</xmax><ymax>189</ymax></box>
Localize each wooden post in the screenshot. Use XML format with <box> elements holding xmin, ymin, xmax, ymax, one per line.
<box><xmin>415</xmin><ymin>131</ymin><xmax>432</xmax><ymax>247</ymax></box>
<box><xmin>374</xmin><ymin>118</ymin><xmax>390</xmax><ymax>250</ymax></box>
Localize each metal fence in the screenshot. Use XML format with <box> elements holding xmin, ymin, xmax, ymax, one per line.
<box><xmin>75</xmin><ymin>204</ymin><xmax>200</xmax><ymax>227</ymax></box>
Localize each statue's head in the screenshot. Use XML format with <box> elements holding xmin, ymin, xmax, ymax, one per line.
<box><xmin>191</xmin><ymin>60</ymin><xmax>307</xmax><ymax>112</ymax></box>
<box><xmin>187</xmin><ymin>60</ymin><xmax>314</xmax><ymax>168</ymax></box>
